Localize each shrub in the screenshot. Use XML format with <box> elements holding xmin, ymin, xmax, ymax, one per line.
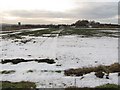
<box><xmin>95</xmin><ymin>71</ymin><xmax>105</xmax><ymax>78</ymax></box>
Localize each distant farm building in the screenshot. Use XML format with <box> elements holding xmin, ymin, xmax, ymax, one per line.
<box><xmin>18</xmin><ymin>22</ymin><xmax>21</xmax><ymax>26</ymax></box>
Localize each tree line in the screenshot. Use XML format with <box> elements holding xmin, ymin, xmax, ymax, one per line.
<box><xmin>2</xmin><ymin>20</ymin><xmax>120</xmax><ymax>31</ymax></box>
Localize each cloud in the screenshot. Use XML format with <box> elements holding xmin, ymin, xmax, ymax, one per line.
<box><xmin>2</xmin><ymin>2</ymin><xmax>118</xmax><ymax>24</ymax></box>
<box><xmin>68</xmin><ymin>2</ymin><xmax>117</xmax><ymax>19</ymax></box>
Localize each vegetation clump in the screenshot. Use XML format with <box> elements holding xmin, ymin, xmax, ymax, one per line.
<box><xmin>20</xmin><ymin>39</ymin><xmax>32</xmax><ymax>44</ymax></box>
<box><xmin>1</xmin><ymin>58</ymin><xmax>55</xmax><ymax>64</ymax></box>
<box><xmin>2</xmin><ymin>34</ymin><xmax>23</xmax><ymax>39</ymax></box>
<box><xmin>95</xmin><ymin>71</ymin><xmax>104</xmax><ymax>78</ymax></box>
<box><xmin>41</xmin><ymin>70</ymin><xmax>62</xmax><ymax>73</ymax></box>
<box><xmin>36</xmin><ymin>59</ymin><xmax>55</xmax><ymax>64</ymax></box>
<box><xmin>65</xmin><ymin>84</ymin><xmax>120</xmax><ymax>90</ymax></box>
<box><xmin>96</xmin><ymin>84</ymin><xmax>120</xmax><ymax>89</ymax></box>
<box><xmin>64</xmin><ymin>63</ymin><xmax>120</xmax><ymax>78</ymax></box>
<box><xmin>55</xmin><ymin>70</ymin><xmax>62</xmax><ymax>73</ymax></box>
<box><xmin>1</xmin><ymin>81</ymin><xmax>36</xmax><ymax>89</ymax></box>
<box><xmin>0</xmin><ymin>70</ymin><xmax>15</xmax><ymax>74</ymax></box>
<box><xmin>27</xmin><ymin>70</ymin><xmax>34</xmax><ymax>73</ymax></box>
<box><xmin>60</xmin><ymin>28</ymin><xmax>119</xmax><ymax>38</ymax></box>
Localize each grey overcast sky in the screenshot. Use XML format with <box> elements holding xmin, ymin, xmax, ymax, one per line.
<box><xmin>0</xmin><ymin>0</ymin><xmax>119</xmax><ymax>24</ymax></box>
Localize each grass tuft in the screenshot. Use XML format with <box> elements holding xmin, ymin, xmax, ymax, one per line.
<box><xmin>1</xmin><ymin>81</ymin><xmax>36</xmax><ymax>89</ymax></box>
<box><xmin>65</xmin><ymin>84</ymin><xmax>120</xmax><ymax>90</ymax></box>
<box><xmin>27</xmin><ymin>70</ymin><xmax>34</xmax><ymax>73</ymax></box>
<box><xmin>96</xmin><ymin>84</ymin><xmax>120</xmax><ymax>88</ymax></box>
<box><xmin>0</xmin><ymin>70</ymin><xmax>15</xmax><ymax>74</ymax></box>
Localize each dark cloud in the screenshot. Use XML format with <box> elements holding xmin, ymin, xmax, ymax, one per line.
<box><xmin>66</xmin><ymin>2</ymin><xmax>117</xmax><ymax>20</ymax></box>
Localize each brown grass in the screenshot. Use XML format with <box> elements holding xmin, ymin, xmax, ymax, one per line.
<box><xmin>64</xmin><ymin>63</ymin><xmax>120</xmax><ymax>77</ymax></box>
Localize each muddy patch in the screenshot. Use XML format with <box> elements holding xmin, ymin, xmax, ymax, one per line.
<box><xmin>1</xmin><ymin>58</ymin><xmax>55</xmax><ymax>64</ymax></box>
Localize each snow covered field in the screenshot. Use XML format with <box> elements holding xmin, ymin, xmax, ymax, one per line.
<box><xmin>0</xmin><ymin>28</ymin><xmax>119</xmax><ymax>88</ymax></box>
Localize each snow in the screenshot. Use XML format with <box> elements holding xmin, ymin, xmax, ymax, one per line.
<box><xmin>56</xmin><ymin>36</ymin><xmax>118</xmax><ymax>69</ymax></box>
<box><xmin>0</xmin><ymin>28</ymin><xmax>119</xmax><ymax>88</ymax></box>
